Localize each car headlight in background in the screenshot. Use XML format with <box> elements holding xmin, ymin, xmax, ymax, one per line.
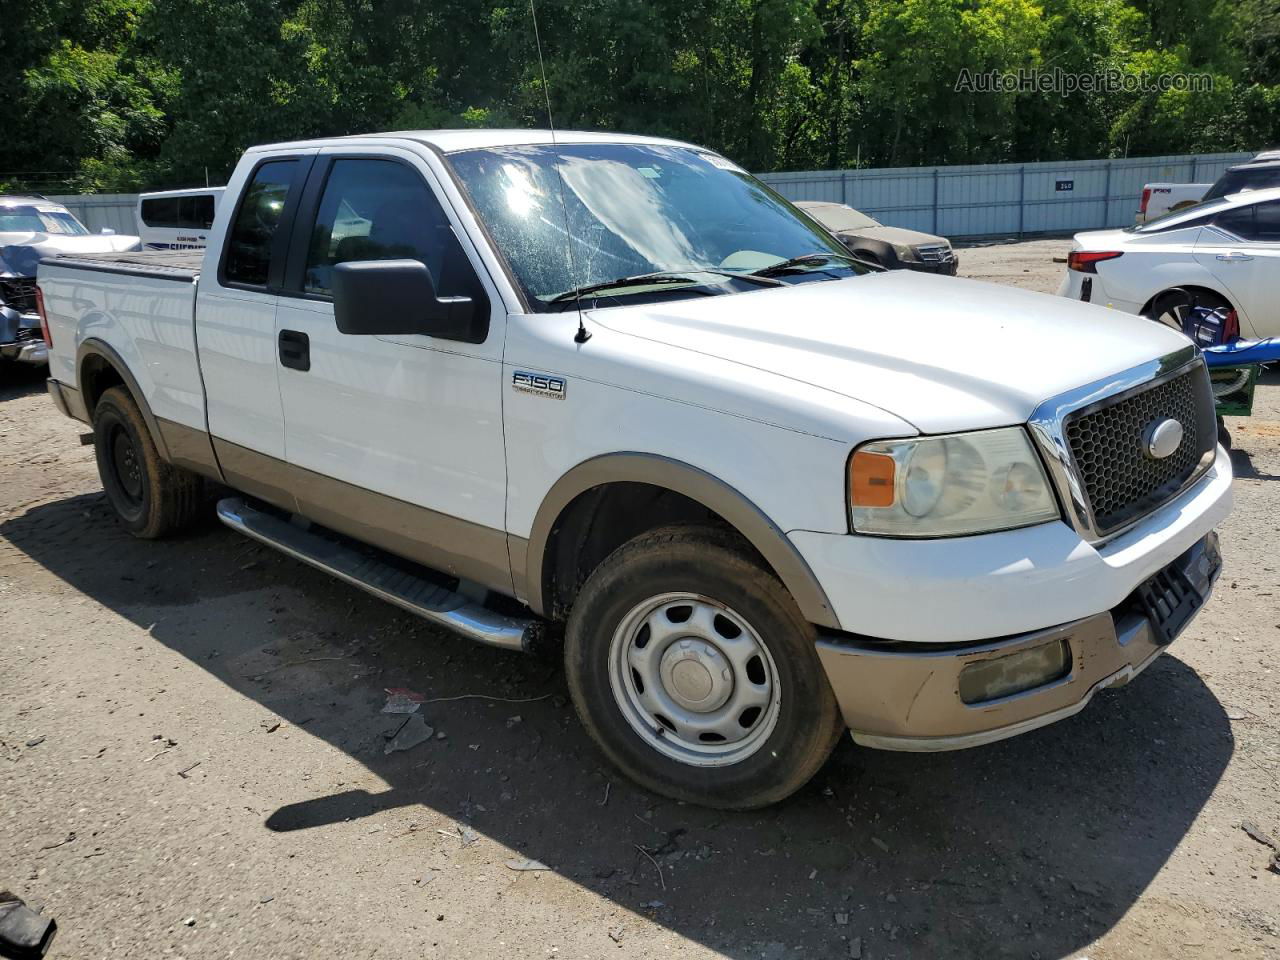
<box><xmin>891</xmin><ymin>243</ymin><xmax>918</xmax><ymax>262</ymax></box>
<box><xmin>848</xmin><ymin>427</ymin><xmax>1060</xmax><ymax>536</ymax></box>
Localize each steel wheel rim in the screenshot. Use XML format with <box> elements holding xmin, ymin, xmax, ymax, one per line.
<box><xmin>110</xmin><ymin>425</ymin><xmax>144</xmax><ymax>504</ymax></box>
<box><xmin>608</xmin><ymin>592</ymin><xmax>781</xmax><ymax>767</ymax></box>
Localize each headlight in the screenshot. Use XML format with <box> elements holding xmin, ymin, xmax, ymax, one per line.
<box><xmin>891</xmin><ymin>243</ymin><xmax>918</xmax><ymax>262</ymax></box>
<box><xmin>848</xmin><ymin>427</ymin><xmax>1060</xmax><ymax>537</ymax></box>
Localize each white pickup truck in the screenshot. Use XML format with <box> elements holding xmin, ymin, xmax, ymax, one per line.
<box><xmin>37</xmin><ymin>130</ymin><xmax>1231</xmax><ymax>808</ymax></box>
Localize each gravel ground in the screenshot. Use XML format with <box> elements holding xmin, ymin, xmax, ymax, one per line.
<box><xmin>2</xmin><ymin>242</ymin><xmax>1278</xmax><ymax>960</ymax></box>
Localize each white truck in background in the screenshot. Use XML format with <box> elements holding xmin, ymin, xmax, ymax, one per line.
<box><xmin>1136</xmin><ymin>151</ymin><xmax>1280</xmax><ymax>224</ymax></box>
<box><xmin>1136</xmin><ymin>182</ymin><xmax>1210</xmax><ymax>224</ymax></box>
<box><xmin>36</xmin><ymin>130</ymin><xmax>1231</xmax><ymax>808</ymax></box>
<box><xmin>136</xmin><ymin>187</ymin><xmax>226</xmax><ymax>250</ymax></box>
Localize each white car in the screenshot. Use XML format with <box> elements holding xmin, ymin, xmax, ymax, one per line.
<box><xmin>37</xmin><ymin>130</ymin><xmax>1231</xmax><ymax>808</ymax></box>
<box><xmin>1134</xmin><ymin>149</ymin><xmax>1280</xmax><ymax>224</ymax></box>
<box><xmin>1060</xmin><ymin>185</ymin><xmax>1280</xmax><ymax>338</ymax></box>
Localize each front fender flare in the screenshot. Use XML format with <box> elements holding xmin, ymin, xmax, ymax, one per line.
<box><xmin>521</xmin><ymin>452</ymin><xmax>840</xmax><ymax>629</ymax></box>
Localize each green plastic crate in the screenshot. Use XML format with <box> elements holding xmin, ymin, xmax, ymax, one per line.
<box><xmin>1210</xmin><ymin>364</ymin><xmax>1259</xmax><ymax>417</ymax></box>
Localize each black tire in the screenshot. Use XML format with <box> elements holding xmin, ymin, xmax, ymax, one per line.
<box><xmin>92</xmin><ymin>385</ymin><xmax>204</xmax><ymax>538</ymax></box>
<box><xmin>1144</xmin><ymin>288</ymin><xmax>1231</xmax><ymax>334</ymax></box>
<box><xmin>564</xmin><ymin>525</ymin><xmax>845</xmax><ymax>809</ymax></box>
<box><xmin>1217</xmin><ymin>416</ymin><xmax>1232</xmax><ymax>450</ymax></box>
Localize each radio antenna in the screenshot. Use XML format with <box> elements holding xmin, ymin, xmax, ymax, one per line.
<box><xmin>529</xmin><ymin>0</ymin><xmax>591</xmax><ymax>343</ymax></box>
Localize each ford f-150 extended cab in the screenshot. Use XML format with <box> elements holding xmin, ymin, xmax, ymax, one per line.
<box><xmin>37</xmin><ymin>130</ymin><xmax>1232</xmax><ymax>809</ymax></box>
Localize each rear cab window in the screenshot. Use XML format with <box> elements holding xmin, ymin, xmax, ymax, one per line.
<box><xmin>220</xmin><ymin>159</ymin><xmax>305</xmax><ymax>289</ymax></box>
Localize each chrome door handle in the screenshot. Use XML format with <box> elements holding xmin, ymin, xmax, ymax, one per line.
<box><xmin>1216</xmin><ymin>252</ymin><xmax>1254</xmax><ymax>262</ymax></box>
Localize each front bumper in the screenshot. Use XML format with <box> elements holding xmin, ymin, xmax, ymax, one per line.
<box><xmin>0</xmin><ymin>307</ymin><xmax>46</xmax><ymax>364</ymax></box>
<box><xmin>903</xmin><ymin>258</ymin><xmax>959</xmax><ymax>276</ymax></box>
<box><xmin>0</xmin><ymin>339</ymin><xmax>48</xmax><ymax>365</ymax></box>
<box><xmin>816</xmin><ymin>531</ymin><xmax>1222</xmax><ymax>751</ymax></box>
<box><xmin>792</xmin><ymin>444</ymin><xmax>1231</xmax><ymax>644</ymax></box>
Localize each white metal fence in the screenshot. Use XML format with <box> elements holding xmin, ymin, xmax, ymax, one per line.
<box><xmin>46</xmin><ymin>193</ymin><xmax>140</xmax><ymax>236</ymax></box>
<box><xmin>44</xmin><ymin>151</ymin><xmax>1253</xmax><ymax>242</ymax></box>
<box><xmin>758</xmin><ymin>151</ymin><xmax>1253</xmax><ymax>238</ymax></box>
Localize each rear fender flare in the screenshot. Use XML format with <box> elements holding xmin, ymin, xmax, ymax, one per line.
<box><xmin>76</xmin><ymin>338</ymin><xmax>171</xmax><ymax>461</ymax></box>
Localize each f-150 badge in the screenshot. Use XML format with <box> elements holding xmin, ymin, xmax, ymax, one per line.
<box><xmin>512</xmin><ymin>370</ymin><xmax>566</xmax><ymax>399</ymax></box>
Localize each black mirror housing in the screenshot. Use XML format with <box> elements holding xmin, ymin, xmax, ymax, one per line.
<box><xmin>332</xmin><ymin>259</ymin><xmax>484</xmax><ymax>341</ymax></box>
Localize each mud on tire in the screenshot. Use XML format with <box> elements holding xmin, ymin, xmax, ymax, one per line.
<box><xmin>92</xmin><ymin>385</ymin><xmax>204</xmax><ymax>538</ymax></box>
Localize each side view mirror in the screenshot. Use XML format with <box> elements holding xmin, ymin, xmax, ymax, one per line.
<box><xmin>99</xmin><ymin>227</ymin><xmax>116</xmax><ymax>235</ymax></box>
<box><xmin>332</xmin><ymin>259</ymin><xmax>480</xmax><ymax>340</ymax></box>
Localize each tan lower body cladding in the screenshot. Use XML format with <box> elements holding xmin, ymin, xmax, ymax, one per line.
<box><xmin>816</xmin><ymin>611</ymin><xmax>1165</xmax><ymax>751</ymax></box>
<box><xmin>209</xmin><ymin>437</ymin><xmax>515</xmax><ymax>597</ymax></box>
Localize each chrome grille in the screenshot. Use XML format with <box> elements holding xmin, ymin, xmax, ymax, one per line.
<box><xmin>0</xmin><ymin>277</ymin><xmax>38</xmax><ymax>315</ymax></box>
<box><xmin>915</xmin><ymin>244</ymin><xmax>954</xmax><ymax>263</ymax></box>
<box><xmin>1064</xmin><ymin>368</ymin><xmax>1212</xmax><ymax>536</ymax></box>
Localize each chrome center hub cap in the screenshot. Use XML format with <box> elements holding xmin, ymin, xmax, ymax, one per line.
<box><xmin>1143</xmin><ymin>417</ymin><xmax>1184</xmax><ymax>460</ymax></box>
<box><xmin>660</xmin><ymin>639</ymin><xmax>733</xmax><ymax>713</ymax></box>
<box><xmin>607</xmin><ymin>592</ymin><xmax>782</xmax><ymax>768</ymax></box>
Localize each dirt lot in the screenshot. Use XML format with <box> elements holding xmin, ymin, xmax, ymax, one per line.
<box><xmin>2</xmin><ymin>240</ymin><xmax>1278</xmax><ymax>960</ymax></box>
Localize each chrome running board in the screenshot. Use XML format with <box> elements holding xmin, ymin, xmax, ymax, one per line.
<box><xmin>216</xmin><ymin>497</ymin><xmax>537</xmax><ymax>652</ymax></box>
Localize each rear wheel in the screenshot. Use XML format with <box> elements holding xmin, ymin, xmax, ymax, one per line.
<box><xmin>92</xmin><ymin>385</ymin><xmax>204</xmax><ymax>538</ymax></box>
<box><xmin>1144</xmin><ymin>288</ymin><xmax>1231</xmax><ymax>333</ymax></box>
<box><xmin>564</xmin><ymin>525</ymin><xmax>844</xmax><ymax>809</ymax></box>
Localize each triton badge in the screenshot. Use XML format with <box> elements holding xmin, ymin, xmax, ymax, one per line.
<box><xmin>512</xmin><ymin>370</ymin><xmax>566</xmax><ymax>399</ymax></box>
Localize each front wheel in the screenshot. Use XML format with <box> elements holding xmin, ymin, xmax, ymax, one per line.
<box><xmin>564</xmin><ymin>525</ymin><xmax>844</xmax><ymax>809</ymax></box>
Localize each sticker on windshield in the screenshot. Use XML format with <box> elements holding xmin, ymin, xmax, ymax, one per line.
<box><xmin>701</xmin><ymin>154</ymin><xmax>745</xmax><ymax>173</ymax></box>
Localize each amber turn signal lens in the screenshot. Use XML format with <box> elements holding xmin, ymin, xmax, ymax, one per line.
<box><xmin>849</xmin><ymin>450</ymin><xmax>896</xmax><ymax>507</ymax></box>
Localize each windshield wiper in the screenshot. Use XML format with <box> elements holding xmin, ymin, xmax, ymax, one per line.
<box><xmin>750</xmin><ymin>252</ymin><xmax>863</xmax><ymax>277</ymax></box>
<box><xmin>549</xmin><ymin>268</ymin><xmax>781</xmax><ymax>305</ymax></box>
<box><xmin>549</xmin><ymin>271</ymin><xmax>710</xmax><ymax>304</ymax></box>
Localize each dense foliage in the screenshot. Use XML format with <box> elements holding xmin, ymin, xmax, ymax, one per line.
<box><xmin>3</xmin><ymin>0</ymin><xmax>1278</xmax><ymax>192</ymax></box>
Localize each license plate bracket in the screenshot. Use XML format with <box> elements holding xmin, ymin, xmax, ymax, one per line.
<box><xmin>1136</xmin><ymin>533</ymin><xmax>1221</xmax><ymax>646</ymax></box>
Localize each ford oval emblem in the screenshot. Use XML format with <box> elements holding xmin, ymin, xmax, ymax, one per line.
<box><xmin>1143</xmin><ymin>418</ymin><xmax>1184</xmax><ymax>460</ymax></box>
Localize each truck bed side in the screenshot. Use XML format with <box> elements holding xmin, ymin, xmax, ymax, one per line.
<box><xmin>39</xmin><ymin>250</ymin><xmax>208</xmax><ymax>453</ymax></box>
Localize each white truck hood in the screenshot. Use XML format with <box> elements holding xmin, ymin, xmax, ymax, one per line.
<box><xmin>0</xmin><ymin>232</ymin><xmax>142</xmax><ymax>277</ymax></box>
<box><xmin>587</xmin><ymin>271</ymin><xmax>1191</xmax><ymax>434</ymax></box>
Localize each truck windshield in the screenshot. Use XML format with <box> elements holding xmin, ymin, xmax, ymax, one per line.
<box><xmin>0</xmin><ymin>204</ymin><xmax>90</xmax><ymax>236</ymax></box>
<box><xmin>446</xmin><ymin>143</ymin><xmax>863</xmax><ymax>310</ymax></box>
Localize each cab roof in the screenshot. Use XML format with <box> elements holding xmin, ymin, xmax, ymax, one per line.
<box><xmin>247</xmin><ymin>129</ymin><xmax>699</xmax><ymax>155</ymax></box>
